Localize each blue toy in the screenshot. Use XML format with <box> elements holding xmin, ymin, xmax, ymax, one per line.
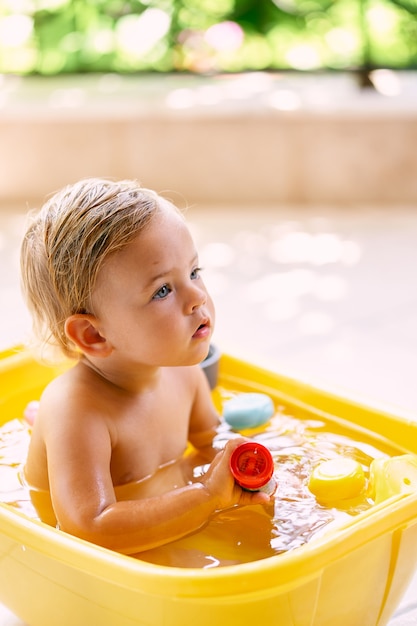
<box><xmin>223</xmin><ymin>393</ymin><xmax>275</xmax><ymax>430</ymax></box>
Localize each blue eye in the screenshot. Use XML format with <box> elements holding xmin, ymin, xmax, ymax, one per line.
<box><xmin>153</xmin><ymin>284</ymin><xmax>171</xmax><ymax>300</ymax></box>
<box><xmin>191</xmin><ymin>267</ymin><xmax>202</xmax><ymax>280</ymax></box>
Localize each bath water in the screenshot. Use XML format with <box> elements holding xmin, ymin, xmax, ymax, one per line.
<box><xmin>0</xmin><ymin>390</ymin><xmax>398</xmax><ymax>569</ymax></box>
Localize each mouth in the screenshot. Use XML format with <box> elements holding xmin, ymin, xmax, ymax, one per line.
<box><xmin>193</xmin><ymin>318</ymin><xmax>211</xmax><ymax>339</ymax></box>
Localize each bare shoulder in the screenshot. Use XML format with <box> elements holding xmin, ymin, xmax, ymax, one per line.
<box><xmin>25</xmin><ymin>363</ymin><xmax>113</xmax><ymax>489</ymax></box>
<box><xmin>38</xmin><ymin>368</ymin><xmax>88</xmax><ymax>420</ymax></box>
<box><xmin>33</xmin><ymin>362</ymin><xmax>116</xmax><ymax>447</ymax></box>
<box><xmin>42</xmin><ymin>361</ymin><xmax>115</xmax><ymax>409</ymax></box>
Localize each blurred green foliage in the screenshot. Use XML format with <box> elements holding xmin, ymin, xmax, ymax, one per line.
<box><xmin>0</xmin><ymin>0</ymin><xmax>415</xmax><ymax>74</ymax></box>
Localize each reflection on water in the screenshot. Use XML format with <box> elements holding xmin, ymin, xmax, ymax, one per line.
<box><xmin>0</xmin><ymin>392</ymin><xmax>394</xmax><ymax>569</ymax></box>
<box><xmin>0</xmin><ymin>418</ymin><xmax>34</xmax><ymax>517</ymax></box>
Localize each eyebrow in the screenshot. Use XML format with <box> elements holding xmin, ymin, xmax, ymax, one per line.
<box><xmin>144</xmin><ymin>253</ymin><xmax>199</xmax><ymax>290</ymax></box>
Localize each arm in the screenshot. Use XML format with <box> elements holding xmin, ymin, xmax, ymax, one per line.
<box><xmin>187</xmin><ymin>365</ymin><xmax>221</xmax><ymax>461</ymax></box>
<box><xmin>35</xmin><ymin>364</ymin><xmax>269</xmax><ymax>554</ymax></box>
<box><xmin>46</xmin><ymin>413</ymin><xmax>269</xmax><ymax>554</ymax></box>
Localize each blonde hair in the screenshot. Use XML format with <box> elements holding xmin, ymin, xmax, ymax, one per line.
<box><xmin>20</xmin><ymin>178</ymin><xmax>161</xmax><ymax>359</ymax></box>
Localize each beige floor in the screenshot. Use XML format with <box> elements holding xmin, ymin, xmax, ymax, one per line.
<box><xmin>1</xmin><ymin>201</ymin><xmax>417</xmax><ymax>624</ymax></box>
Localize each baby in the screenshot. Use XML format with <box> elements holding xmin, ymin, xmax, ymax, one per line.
<box><xmin>21</xmin><ymin>178</ymin><xmax>270</xmax><ymax>554</ymax></box>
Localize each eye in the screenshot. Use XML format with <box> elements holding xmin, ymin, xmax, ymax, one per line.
<box><xmin>152</xmin><ymin>284</ymin><xmax>171</xmax><ymax>300</ymax></box>
<box><xmin>191</xmin><ymin>267</ymin><xmax>202</xmax><ymax>280</ymax></box>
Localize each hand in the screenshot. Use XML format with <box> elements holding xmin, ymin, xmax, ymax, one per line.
<box><xmin>199</xmin><ymin>438</ymin><xmax>272</xmax><ymax>510</ymax></box>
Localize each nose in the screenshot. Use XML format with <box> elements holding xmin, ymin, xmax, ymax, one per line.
<box><xmin>185</xmin><ymin>281</ymin><xmax>207</xmax><ymax>313</ymax></box>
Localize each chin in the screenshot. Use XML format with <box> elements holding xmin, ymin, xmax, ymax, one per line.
<box><xmin>181</xmin><ymin>342</ymin><xmax>211</xmax><ymax>367</ymax></box>
<box><xmin>198</xmin><ymin>339</ymin><xmax>213</xmax><ymax>361</ymax></box>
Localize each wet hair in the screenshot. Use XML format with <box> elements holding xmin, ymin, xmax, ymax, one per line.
<box><xmin>20</xmin><ymin>178</ymin><xmax>163</xmax><ymax>359</ymax></box>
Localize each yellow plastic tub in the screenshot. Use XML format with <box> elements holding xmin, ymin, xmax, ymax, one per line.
<box><xmin>1</xmin><ymin>346</ymin><xmax>417</xmax><ymax>626</ymax></box>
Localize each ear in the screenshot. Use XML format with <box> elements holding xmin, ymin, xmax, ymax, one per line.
<box><xmin>64</xmin><ymin>314</ymin><xmax>113</xmax><ymax>357</ymax></box>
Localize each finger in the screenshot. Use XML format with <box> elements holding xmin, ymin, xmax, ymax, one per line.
<box><xmin>222</xmin><ymin>437</ymin><xmax>248</xmax><ymax>458</ymax></box>
<box><xmin>238</xmin><ymin>489</ymin><xmax>272</xmax><ymax>506</ymax></box>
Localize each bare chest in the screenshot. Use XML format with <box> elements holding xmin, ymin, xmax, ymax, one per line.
<box><xmin>109</xmin><ymin>392</ymin><xmax>192</xmax><ymax>486</ymax></box>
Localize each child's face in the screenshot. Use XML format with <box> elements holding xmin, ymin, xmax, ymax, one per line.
<box><xmin>90</xmin><ymin>201</ymin><xmax>215</xmax><ymax>368</ymax></box>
